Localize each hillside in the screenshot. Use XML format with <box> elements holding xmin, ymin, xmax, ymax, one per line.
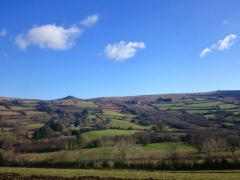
<box><xmin>1</xmin><ymin>90</ymin><xmax>240</xmax><ymax>169</ymax></box>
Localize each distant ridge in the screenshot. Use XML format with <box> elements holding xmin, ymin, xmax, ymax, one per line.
<box><xmin>200</xmin><ymin>90</ymin><xmax>240</xmax><ymax>98</ymax></box>
<box><xmin>1</xmin><ymin>90</ymin><xmax>240</xmax><ymax>102</ymax></box>
<box><xmin>58</xmin><ymin>95</ymin><xmax>83</xmax><ymax>101</ymax></box>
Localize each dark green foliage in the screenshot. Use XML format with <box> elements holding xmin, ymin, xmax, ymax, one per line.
<box><xmin>0</xmin><ymin>152</ymin><xmax>3</xmax><ymax>166</ymax></box>
<box><xmin>48</xmin><ymin>119</ymin><xmax>62</xmax><ymax>132</ymax></box>
<box><xmin>33</xmin><ymin>126</ymin><xmax>47</xmax><ymax>139</ymax></box>
<box><xmin>33</xmin><ymin>126</ymin><xmax>52</xmax><ymax>139</ymax></box>
<box><xmin>74</xmin><ymin>119</ymin><xmax>81</xmax><ymax>127</ymax></box>
<box><xmin>82</xmin><ymin>109</ymin><xmax>89</xmax><ymax>120</ymax></box>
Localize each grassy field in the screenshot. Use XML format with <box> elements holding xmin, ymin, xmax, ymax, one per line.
<box><xmin>83</xmin><ymin>129</ymin><xmax>141</xmax><ymax>140</ymax></box>
<box><xmin>1</xmin><ymin>167</ymin><xmax>240</xmax><ymax>179</ymax></box>
<box><xmin>151</xmin><ymin>98</ymin><xmax>239</xmax><ymax>115</ymax></box>
<box><xmin>142</xmin><ymin>142</ymin><xmax>196</xmax><ymax>151</ymax></box>
<box><xmin>218</xmin><ymin>104</ymin><xmax>239</xmax><ymax>109</ymax></box>
<box><xmin>186</xmin><ymin>109</ymin><xmax>209</xmax><ymax>114</ymax></box>
<box><xmin>10</xmin><ymin>106</ymin><xmax>35</xmax><ymax>111</ymax></box>
<box><xmin>102</xmin><ymin>109</ymin><xmax>128</xmax><ymax>116</ymax></box>
<box><xmin>77</xmin><ymin>101</ymin><xmax>98</xmax><ymax>108</ymax></box>
<box><xmin>53</xmin><ymin>100</ymin><xmax>76</xmax><ymax>105</ymax></box>
<box><xmin>0</xmin><ymin>105</ymin><xmax>9</xmax><ymax>110</ymax></box>
<box><xmin>0</xmin><ymin>111</ymin><xmax>21</xmax><ymax>115</ymax></box>
<box><xmin>109</xmin><ymin>119</ymin><xmax>151</xmax><ymax>130</ymax></box>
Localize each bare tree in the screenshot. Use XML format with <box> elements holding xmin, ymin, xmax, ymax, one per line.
<box><xmin>114</xmin><ymin>135</ymin><xmax>140</xmax><ymax>162</ymax></box>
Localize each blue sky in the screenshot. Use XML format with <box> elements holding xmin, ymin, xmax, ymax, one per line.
<box><xmin>0</xmin><ymin>0</ymin><xmax>240</xmax><ymax>100</ymax></box>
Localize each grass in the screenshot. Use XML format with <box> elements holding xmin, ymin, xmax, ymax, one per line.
<box><xmin>109</xmin><ymin>119</ymin><xmax>151</xmax><ymax>130</ymax></box>
<box><xmin>187</xmin><ymin>101</ymin><xmax>223</xmax><ymax>107</ymax></box>
<box><xmin>0</xmin><ymin>111</ymin><xmax>21</xmax><ymax>115</ymax></box>
<box><xmin>102</xmin><ymin>109</ymin><xmax>127</xmax><ymax>116</ymax></box>
<box><xmin>77</xmin><ymin>101</ymin><xmax>98</xmax><ymax>108</ymax></box>
<box><xmin>0</xmin><ymin>105</ymin><xmax>9</xmax><ymax>110</ymax></box>
<box><xmin>10</xmin><ymin>106</ymin><xmax>35</xmax><ymax>111</ymax></box>
<box><xmin>25</xmin><ymin>123</ymin><xmax>44</xmax><ymax>130</ymax></box>
<box><xmin>142</xmin><ymin>142</ymin><xmax>196</xmax><ymax>151</ymax></box>
<box><xmin>1</xmin><ymin>167</ymin><xmax>240</xmax><ymax>179</ymax></box>
<box><xmin>226</xmin><ymin>116</ymin><xmax>240</xmax><ymax>121</ymax></box>
<box><xmin>186</xmin><ymin>109</ymin><xmax>209</xmax><ymax>114</ymax></box>
<box><xmin>25</xmin><ymin>111</ymin><xmax>47</xmax><ymax>116</ymax></box>
<box><xmin>83</xmin><ymin>129</ymin><xmax>141</xmax><ymax>140</ymax></box>
<box><xmin>53</xmin><ymin>100</ymin><xmax>76</xmax><ymax>105</ymax></box>
<box><xmin>219</xmin><ymin>104</ymin><xmax>238</xmax><ymax>109</ymax></box>
<box><xmin>205</xmin><ymin>114</ymin><xmax>215</xmax><ymax>118</ymax></box>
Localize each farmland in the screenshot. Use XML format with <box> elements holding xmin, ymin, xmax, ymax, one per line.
<box><xmin>1</xmin><ymin>91</ymin><xmax>240</xmax><ymax>174</ymax></box>
<box><xmin>83</xmin><ymin>129</ymin><xmax>140</xmax><ymax>140</ymax></box>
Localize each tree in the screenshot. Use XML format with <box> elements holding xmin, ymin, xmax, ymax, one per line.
<box><xmin>226</xmin><ymin>135</ymin><xmax>240</xmax><ymax>155</ymax></box>
<box><xmin>74</xmin><ymin>119</ymin><xmax>81</xmax><ymax>127</ymax></box>
<box><xmin>33</xmin><ymin>126</ymin><xmax>53</xmax><ymax>139</ymax></box>
<box><xmin>151</xmin><ymin>121</ymin><xmax>166</xmax><ymax>132</ymax></box>
<box><xmin>82</xmin><ymin>109</ymin><xmax>89</xmax><ymax>120</ymax></box>
<box><xmin>106</xmin><ymin>118</ymin><xmax>111</xmax><ymax>124</ymax></box>
<box><xmin>113</xmin><ymin>135</ymin><xmax>139</xmax><ymax>162</ymax></box>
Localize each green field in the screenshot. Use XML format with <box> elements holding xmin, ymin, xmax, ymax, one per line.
<box><xmin>226</xmin><ymin>116</ymin><xmax>240</xmax><ymax>122</ymax></box>
<box><xmin>151</xmin><ymin>99</ymin><xmax>238</xmax><ymax>115</ymax></box>
<box><xmin>83</xmin><ymin>129</ymin><xmax>141</xmax><ymax>140</ymax></box>
<box><xmin>102</xmin><ymin>109</ymin><xmax>128</xmax><ymax>116</ymax></box>
<box><xmin>109</xmin><ymin>119</ymin><xmax>151</xmax><ymax>130</ymax></box>
<box><xmin>0</xmin><ymin>105</ymin><xmax>9</xmax><ymax>110</ymax></box>
<box><xmin>186</xmin><ymin>101</ymin><xmax>223</xmax><ymax>107</ymax></box>
<box><xmin>1</xmin><ymin>167</ymin><xmax>240</xmax><ymax>179</ymax></box>
<box><xmin>186</xmin><ymin>109</ymin><xmax>209</xmax><ymax>114</ymax></box>
<box><xmin>53</xmin><ymin>100</ymin><xmax>76</xmax><ymax>105</ymax></box>
<box><xmin>218</xmin><ymin>104</ymin><xmax>239</xmax><ymax>109</ymax></box>
<box><xmin>10</xmin><ymin>106</ymin><xmax>36</xmax><ymax>111</ymax></box>
<box><xmin>142</xmin><ymin>142</ymin><xmax>196</xmax><ymax>151</ymax></box>
<box><xmin>77</xmin><ymin>101</ymin><xmax>98</xmax><ymax>108</ymax></box>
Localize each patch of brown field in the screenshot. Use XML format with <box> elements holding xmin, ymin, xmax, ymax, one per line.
<box><xmin>0</xmin><ymin>111</ymin><xmax>21</xmax><ymax>116</ymax></box>
<box><xmin>25</xmin><ymin>111</ymin><xmax>47</xmax><ymax>116</ymax></box>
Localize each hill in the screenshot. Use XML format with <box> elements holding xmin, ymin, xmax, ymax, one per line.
<box><xmin>1</xmin><ymin>90</ymin><xmax>240</xmax><ymax>169</ymax></box>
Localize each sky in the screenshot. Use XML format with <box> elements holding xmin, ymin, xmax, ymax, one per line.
<box><xmin>0</xmin><ymin>0</ymin><xmax>240</xmax><ymax>100</ymax></box>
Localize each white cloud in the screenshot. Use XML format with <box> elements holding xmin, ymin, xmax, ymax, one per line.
<box><xmin>0</xmin><ymin>29</ymin><xmax>7</xmax><ymax>36</ymax></box>
<box><xmin>15</xmin><ymin>24</ymin><xmax>82</xmax><ymax>50</ymax></box>
<box><xmin>217</xmin><ymin>34</ymin><xmax>237</xmax><ymax>50</ymax></box>
<box><xmin>200</xmin><ymin>34</ymin><xmax>237</xmax><ymax>58</ymax></box>
<box><xmin>200</xmin><ymin>48</ymin><xmax>211</xmax><ymax>58</ymax></box>
<box><xmin>80</xmin><ymin>14</ymin><xmax>99</xmax><ymax>27</ymax></box>
<box><xmin>104</xmin><ymin>41</ymin><xmax>146</xmax><ymax>61</ymax></box>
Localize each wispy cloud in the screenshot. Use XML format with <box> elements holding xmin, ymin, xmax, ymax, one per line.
<box><xmin>222</xmin><ymin>20</ymin><xmax>229</xmax><ymax>25</ymax></box>
<box><xmin>0</xmin><ymin>29</ymin><xmax>7</xmax><ymax>36</ymax></box>
<box><xmin>200</xmin><ymin>48</ymin><xmax>211</xmax><ymax>58</ymax></box>
<box><xmin>200</xmin><ymin>34</ymin><xmax>237</xmax><ymax>58</ymax></box>
<box><xmin>15</xmin><ymin>24</ymin><xmax>82</xmax><ymax>50</ymax></box>
<box><xmin>104</xmin><ymin>41</ymin><xmax>146</xmax><ymax>61</ymax></box>
<box><xmin>80</xmin><ymin>14</ymin><xmax>99</xmax><ymax>27</ymax></box>
<box><xmin>218</xmin><ymin>34</ymin><xmax>237</xmax><ymax>50</ymax></box>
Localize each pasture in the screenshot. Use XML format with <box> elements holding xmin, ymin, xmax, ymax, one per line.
<box><xmin>152</xmin><ymin>98</ymin><xmax>240</xmax><ymax>118</ymax></box>
<box><xmin>83</xmin><ymin>129</ymin><xmax>141</xmax><ymax>140</ymax></box>
<box><xmin>142</xmin><ymin>142</ymin><xmax>196</xmax><ymax>151</ymax></box>
<box><xmin>109</xmin><ymin>119</ymin><xmax>151</xmax><ymax>130</ymax></box>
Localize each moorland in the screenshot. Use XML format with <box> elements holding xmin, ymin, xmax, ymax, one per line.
<box><xmin>1</xmin><ymin>90</ymin><xmax>240</xmax><ymax>179</ymax></box>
